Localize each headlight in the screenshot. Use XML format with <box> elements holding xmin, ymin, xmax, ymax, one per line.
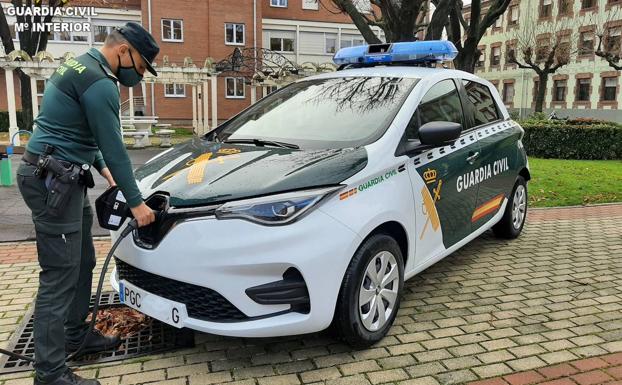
<box><xmin>215</xmin><ymin>186</ymin><xmax>343</xmax><ymax>225</ymax></box>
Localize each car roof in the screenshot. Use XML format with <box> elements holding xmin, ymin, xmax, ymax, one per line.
<box><xmin>303</xmin><ymin>66</ymin><xmax>483</xmax><ymax>82</ymax></box>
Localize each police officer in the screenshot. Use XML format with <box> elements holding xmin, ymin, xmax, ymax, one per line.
<box><xmin>17</xmin><ymin>22</ymin><xmax>159</xmax><ymax>385</ymax></box>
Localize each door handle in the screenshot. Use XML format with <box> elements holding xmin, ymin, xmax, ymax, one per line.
<box><xmin>466</xmin><ymin>152</ymin><xmax>480</xmax><ymax>164</ymax></box>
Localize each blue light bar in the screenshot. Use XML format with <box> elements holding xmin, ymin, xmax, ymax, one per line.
<box><xmin>333</xmin><ymin>40</ymin><xmax>458</xmax><ymax>66</ymax></box>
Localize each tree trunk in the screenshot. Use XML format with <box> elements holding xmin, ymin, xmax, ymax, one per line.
<box><xmin>425</xmin><ymin>0</ymin><xmax>450</xmax><ymax>40</ymax></box>
<box><xmin>535</xmin><ymin>72</ymin><xmax>548</xmax><ymax>113</ymax></box>
<box><xmin>454</xmin><ymin>39</ymin><xmax>479</xmax><ymax>73</ymax></box>
<box><xmin>18</xmin><ymin>70</ymin><xmax>32</xmax><ymax>130</ymax></box>
<box><xmin>332</xmin><ymin>0</ymin><xmax>381</xmax><ymax>44</ymax></box>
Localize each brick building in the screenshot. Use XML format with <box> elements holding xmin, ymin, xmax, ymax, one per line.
<box><xmin>142</xmin><ymin>0</ymin><xmax>381</xmax><ymax>125</ymax></box>
<box><xmin>0</xmin><ymin>0</ymin><xmax>380</xmax><ymax>128</ymax></box>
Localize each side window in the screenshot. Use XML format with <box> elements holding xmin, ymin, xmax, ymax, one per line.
<box><xmin>406</xmin><ymin>79</ymin><xmax>463</xmax><ymax>140</ymax></box>
<box><xmin>462</xmin><ymin>80</ymin><xmax>501</xmax><ymax>126</ymax></box>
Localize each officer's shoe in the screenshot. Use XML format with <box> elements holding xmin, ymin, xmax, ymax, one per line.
<box><xmin>66</xmin><ymin>329</ymin><xmax>121</xmax><ymax>356</ymax></box>
<box><xmin>34</xmin><ymin>368</ymin><xmax>100</xmax><ymax>385</ymax></box>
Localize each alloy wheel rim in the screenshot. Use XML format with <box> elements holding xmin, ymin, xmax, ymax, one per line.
<box><xmin>358</xmin><ymin>251</ymin><xmax>399</xmax><ymax>332</ymax></box>
<box><xmin>512</xmin><ymin>185</ymin><xmax>526</xmax><ymax>229</ymax></box>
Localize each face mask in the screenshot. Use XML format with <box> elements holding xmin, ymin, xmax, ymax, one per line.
<box><xmin>116</xmin><ymin>49</ymin><xmax>143</xmax><ymax>87</ymax></box>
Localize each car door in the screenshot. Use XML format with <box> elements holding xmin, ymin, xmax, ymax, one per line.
<box><xmin>403</xmin><ymin>79</ymin><xmax>482</xmax><ymax>263</ymax></box>
<box><xmin>461</xmin><ymin>80</ymin><xmax>519</xmax><ymax>230</ymax></box>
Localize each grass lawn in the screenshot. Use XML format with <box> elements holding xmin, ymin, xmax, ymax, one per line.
<box><xmin>528</xmin><ymin>157</ymin><xmax>622</xmax><ymax>207</ymax></box>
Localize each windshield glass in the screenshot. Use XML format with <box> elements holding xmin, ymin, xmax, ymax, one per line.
<box><xmin>218</xmin><ymin>76</ymin><xmax>419</xmax><ymax>149</ymax></box>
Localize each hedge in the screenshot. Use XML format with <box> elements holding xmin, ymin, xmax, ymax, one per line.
<box><xmin>521</xmin><ymin>120</ymin><xmax>622</xmax><ymax>160</ymax></box>
<box><xmin>0</xmin><ymin>111</ymin><xmax>27</xmax><ymax>133</ymax></box>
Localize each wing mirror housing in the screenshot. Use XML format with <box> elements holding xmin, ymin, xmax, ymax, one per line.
<box><xmin>397</xmin><ymin>121</ymin><xmax>462</xmax><ymax>156</ymax></box>
<box><xmin>419</xmin><ymin>121</ymin><xmax>462</xmax><ymax>146</ymax></box>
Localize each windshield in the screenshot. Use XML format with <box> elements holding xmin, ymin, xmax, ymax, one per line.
<box><xmin>218</xmin><ymin>76</ymin><xmax>419</xmax><ymax>149</ymax></box>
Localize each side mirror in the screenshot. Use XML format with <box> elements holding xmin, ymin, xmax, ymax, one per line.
<box><xmin>418</xmin><ymin>121</ymin><xmax>462</xmax><ymax>147</ymax></box>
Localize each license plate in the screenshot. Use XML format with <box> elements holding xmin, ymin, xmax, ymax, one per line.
<box><xmin>119</xmin><ymin>280</ymin><xmax>188</xmax><ymax>328</ymax></box>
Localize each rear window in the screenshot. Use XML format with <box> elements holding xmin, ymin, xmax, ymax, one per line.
<box><xmin>462</xmin><ymin>80</ymin><xmax>501</xmax><ymax>126</ymax></box>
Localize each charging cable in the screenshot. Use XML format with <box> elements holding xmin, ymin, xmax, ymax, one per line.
<box><xmin>0</xmin><ymin>218</ymin><xmax>139</xmax><ymax>363</ymax></box>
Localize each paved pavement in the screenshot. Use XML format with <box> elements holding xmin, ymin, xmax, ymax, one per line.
<box><xmin>0</xmin><ymin>148</ymin><xmax>166</xmax><ymax>242</ymax></box>
<box><xmin>0</xmin><ymin>204</ymin><xmax>620</xmax><ymax>385</ymax></box>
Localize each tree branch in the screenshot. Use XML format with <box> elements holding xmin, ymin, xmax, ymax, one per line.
<box><xmin>330</xmin><ymin>0</ymin><xmax>382</xmax><ymax>43</ymax></box>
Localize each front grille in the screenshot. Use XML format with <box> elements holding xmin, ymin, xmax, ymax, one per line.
<box><xmin>115</xmin><ymin>258</ymin><xmax>248</xmax><ymax>322</ymax></box>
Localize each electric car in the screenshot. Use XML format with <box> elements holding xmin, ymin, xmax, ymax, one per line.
<box><xmin>110</xmin><ymin>41</ymin><xmax>529</xmax><ymax>347</ymax></box>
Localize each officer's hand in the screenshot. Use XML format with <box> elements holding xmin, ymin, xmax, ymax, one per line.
<box><xmin>130</xmin><ymin>203</ymin><xmax>156</xmax><ymax>227</ymax></box>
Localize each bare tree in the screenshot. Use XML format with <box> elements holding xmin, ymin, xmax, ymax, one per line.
<box><xmin>323</xmin><ymin>0</ymin><xmax>511</xmax><ymax>73</ymax></box>
<box><xmin>509</xmin><ymin>14</ymin><xmax>574</xmax><ymax>113</ymax></box>
<box><xmin>447</xmin><ymin>0</ymin><xmax>512</xmax><ymax>72</ymax></box>
<box><xmin>595</xmin><ymin>8</ymin><xmax>622</xmax><ymax>71</ymax></box>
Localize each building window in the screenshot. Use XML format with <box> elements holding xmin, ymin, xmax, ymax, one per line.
<box><xmin>340</xmin><ymin>36</ymin><xmax>366</xmax><ymax>48</ymax></box>
<box><xmin>164</xmin><ymin>83</ymin><xmax>185</xmax><ymax>98</ymax></box>
<box><xmin>579</xmin><ymin>31</ymin><xmax>595</xmax><ymax>55</ymax></box>
<box><xmin>325</xmin><ymin>34</ymin><xmax>337</xmax><ymax>54</ymax></box>
<box><xmin>606</xmin><ymin>27</ymin><xmax>621</xmax><ymax>52</ymax></box>
<box><xmin>581</xmin><ymin>0</ymin><xmax>595</xmax><ymax>8</ymax></box>
<box><xmin>270</xmin><ymin>0</ymin><xmax>287</xmax><ymax>7</ymax></box>
<box><xmin>162</xmin><ymin>19</ymin><xmax>183</xmax><ymax>42</ymax></box>
<box><xmin>270</xmin><ymin>37</ymin><xmax>295</xmax><ymax>52</ymax></box>
<box><xmin>94</xmin><ymin>25</ymin><xmax>115</xmax><ymax>43</ymax></box>
<box><xmin>302</xmin><ymin>0</ymin><xmax>319</xmax><ymax>9</ymax></box>
<box><xmin>577</xmin><ymin>79</ymin><xmax>591</xmax><ymax>101</ymax></box>
<box><xmin>36</xmin><ymin>80</ymin><xmax>46</xmax><ymax>97</ymax></box>
<box><xmin>73</xmin><ymin>34</ymin><xmax>88</xmax><ymax>42</ymax></box>
<box><xmin>509</xmin><ymin>5</ymin><xmax>519</xmax><ymax>25</ymax></box>
<box><xmin>494</xmin><ymin>16</ymin><xmax>502</xmax><ymax>29</ymax></box>
<box><xmin>264</xmin><ymin>85</ymin><xmax>278</xmax><ymax>96</ymax></box>
<box><xmin>540</xmin><ymin>0</ymin><xmax>552</xmax><ymax>17</ymax></box>
<box><xmin>477</xmin><ymin>50</ymin><xmax>485</xmax><ymax>68</ymax></box>
<box><xmin>558</xmin><ymin>0</ymin><xmax>571</xmax><ymax>15</ymax></box>
<box><xmin>503</xmin><ymin>82</ymin><xmax>514</xmax><ymax>103</ymax></box>
<box><xmin>50</xmin><ymin>31</ymin><xmax>87</xmax><ymax>42</ymax></box>
<box><xmin>225</xmin><ymin>23</ymin><xmax>245</xmax><ymax>45</ymax></box>
<box><xmin>553</xmin><ymin>80</ymin><xmax>567</xmax><ymax>101</ymax></box>
<box><xmin>226</xmin><ymin>77</ymin><xmax>245</xmax><ymax>99</ymax></box>
<box><xmin>491</xmin><ymin>46</ymin><xmax>501</xmax><ymax>66</ymax></box>
<box><xmin>506</xmin><ymin>44</ymin><xmax>516</xmax><ymax>64</ymax></box>
<box><xmin>602</xmin><ymin>77</ymin><xmax>617</xmax><ymax>101</ymax></box>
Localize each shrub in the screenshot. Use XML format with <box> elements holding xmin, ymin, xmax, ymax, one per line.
<box><xmin>521</xmin><ymin>121</ymin><xmax>622</xmax><ymax>160</ymax></box>
<box><xmin>0</xmin><ymin>111</ymin><xmax>27</xmax><ymax>133</ymax></box>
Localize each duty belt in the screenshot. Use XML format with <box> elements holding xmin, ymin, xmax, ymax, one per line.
<box><xmin>22</xmin><ymin>150</ymin><xmax>94</xmax><ymax>188</ymax></box>
<box><xmin>22</xmin><ymin>150</ymin><xmax>73</xmax><ymax>169</ymax></box>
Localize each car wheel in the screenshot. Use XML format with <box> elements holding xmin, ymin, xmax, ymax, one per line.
<box><xmin>333</xmin><ymin>233</ymin><xmax>404</xmax><ymax>348</ymax></box>
<box><xmin>493</xmin><ymin>176</ymin><xmax>527</xmax><ymax>239</ymax></box>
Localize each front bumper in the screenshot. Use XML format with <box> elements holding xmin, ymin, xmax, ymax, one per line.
<box><xmin>110</xmin><ymin>209</ymin><xmax>361</xmax><ymax>337</ymax></box>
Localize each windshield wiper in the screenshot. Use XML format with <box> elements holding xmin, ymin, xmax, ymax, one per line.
<box><xmin>224</xmin><ymin>138</ymin><xmax>300</xmax><ymax>149</ymax></box>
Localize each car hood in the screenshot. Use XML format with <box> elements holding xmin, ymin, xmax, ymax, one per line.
<box><xmin>134</xmin><ymin>137</ymin><xmax>368</xmax><ymax>207</ymax></box>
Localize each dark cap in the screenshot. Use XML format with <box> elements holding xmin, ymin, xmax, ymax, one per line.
<box><xmin>116</xmin><ymin>22</ymin><xmax>160</xmax><ymax>76</ymax></box>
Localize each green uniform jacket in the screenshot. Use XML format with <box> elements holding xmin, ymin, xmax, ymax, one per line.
<box><xmin>27</xmin><ymin>48</ymin><xmax>143</xmax><ymax>207</ymax></box>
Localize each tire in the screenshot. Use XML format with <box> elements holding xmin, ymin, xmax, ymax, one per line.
<box><xmin>333</xmin><ymin>233</ymin><xmax>404</xmax><ymax>348</ymax></box>
<box><xmin>493</xmin><ymin>176</ymin><xmax>527</xmax><ymax>239</ymax></box>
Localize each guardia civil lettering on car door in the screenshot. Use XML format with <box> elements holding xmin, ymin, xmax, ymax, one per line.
<box><xmin>110</xmin><ymin>40</ymin><xmax>530</xmax><ymax>347</ymax></box>
<box><xmin>457</xmin><ymin>157</ymin><xmax>510</xmax><ymax>193</ymax></box>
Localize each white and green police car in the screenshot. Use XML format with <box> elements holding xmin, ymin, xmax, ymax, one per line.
<box><xmin>111</xmin><ymin>40</ymin><xmax>530</xmax><ymax>346</ymax></box>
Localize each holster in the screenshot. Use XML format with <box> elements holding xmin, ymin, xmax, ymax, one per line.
<box><xmin>41</xmin><ymin>156</ymin><xmax>81</xmax><ymax>217</ymax></box>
